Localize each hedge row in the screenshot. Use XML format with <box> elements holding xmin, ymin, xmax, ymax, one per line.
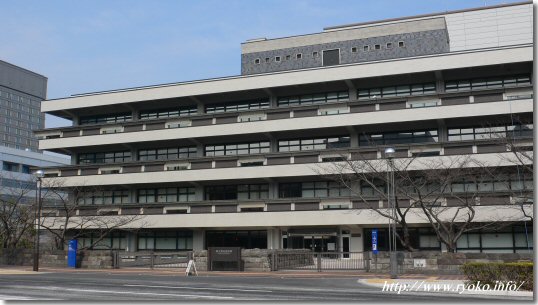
<box><xmin>461</xmin><ymin>262</ymin><xmax>533</xmax><ymax>291</ymax></box>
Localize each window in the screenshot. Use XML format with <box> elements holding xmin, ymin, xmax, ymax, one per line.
<box><xmin>277</xmin><ymin>91</ymin><xmax>349</xmax><ymax>107</ymax></box>
<box><xmin>137</xmin><ymin>187</ymin><xmax>195</xmax><ymax>203</ymax></box>
<box><xmin>2</xmin><ymin>162</ymin><xmax>18</xmax><ymax>172</ymax></box>
<box><xmin>322</xmin><ymin>49</ymin><xmax>340</xmax><ymax>66</ymax></box>
<box><xmin>204</xmin><ymin>185</ymin><xmax>237</xmax><ymax>200</ymax></box>
<box><xmin>80</xmin><ymin>113</ymin><xmax>132</xmax><ymax>125</ymax></box>
<box><xmin>448</xmin><ymin>124</ymin><xmax>533</xmax><ymax>141</ymax></box>
<box><xmin>265</xmin><ymin>57</ymin><xmax>270</xmax><ymax>63</ymax></box>
<box><xmin>296</xmin><ymin>53</ymin><xmax>302</xmax><ymax>59</ymax></box>
<box><xmin>386</xmin><ymin>42</ymin><xmax>393</xmax><ymax>49</ymax></box>
<box><xmin>79</xmin><ymin>231</ymin><xmax>127</xmax><ymax>250</ymax></box>
<box><xmin>254</xmin><ymin>58</ymin><xmax>260</xmax><ymax>64</ymax></box>
<box><xmin>278</xmin><ymin>183</ymin><xmax>302</xmax><ymax>198</ymax></box>
<box><xmin>21</xmin><ymin>165</ymin><xmax>31</xmax><ymax>174</ymax></box>
<box><xmin>286</xmin><ymin>55</ymin><xmax>291</xmax><ymax>60</ymax></box>
<box><xmin>138</xmin><ymin>231</ymin><xmax>193</xmax><ymax>251</ymax></box>
<box><xmin>359</xmin><ymin>130</ymin><xmax>438</xmax><ymax>146</ymax></box>
<box><xmin>275</xmin><ymin>56</ymin><xmax>281</xmax><ymax>62</ymax></box>
<box><xmin>398</xmin><ymin>41</ymin><xmax>405</xmax><ymax>47</ymax></box>
<box><xmin>77</xmin><ymin>190</ymin><xmax>129</xmax><ymax>205</ymax></box>
<box><xmin>351</xmin><ymin>47</ymin><xmax>357</xmax><ymax>53</ymax></box>
<box><xmin>279</xmin><ymin>136</ymin><xmax>350</xmax><ymax>152</ymax></box>
<box><xmin>445</xmin><ymin>74</ymin><xmax>531</xmax><ymax>92</ymax></box>
<box><xmin>237</xmin><ymin>184</ymin><xmax>269</xmax><ymax>200</ymax></box>
<box><xmin>205</xmin><ymin>99</ymin><xmax>269</xmax><ymax>114</ymax></box>
<box><xmin>363</xmin><ymin>45</ymin><xmax>369</xmax><ymax>51</ymax></box>
<box><xmin>205</xmin><ymin>141</ymin><xmax>270</xmax><ymax>156</ymax></box>
<box><xmin>204</xmin><ymin>184</ymin><xmax>268</xmax><ymax>201</ymax></box>
<box><xmin>374</xmin><ymin>44</ymin><xmax>380</xmax><ymax>50</ymax></box>
<box><xmin>138</xmin><ymin>146</ymin><xmax>196</xmax><ymax>161</ymax></box>
<box><xmin>279</xmin><ymin>182</ymin><xmax>350</xmax><ymax>198</ymax></box>
<box><xmin>358</xmin><ymin>82</ymin><xmax>436</xmax><ymax>100</ymax></box>
<box><xmin>78</xmin><ymin>151</ymin><xmax>131</xmax><ymax>164</ymax></box>
<box><xmin>139</xmin><ymin>106</ymin><xmax>197</xmax><ymax>120</ymax></box>
<box><xmin>408</xmin><ymin>100</ymin><xmax>439</xmax><ymax>108</ymax></box>
<box><xmin>312</xmin><ymin>51</ymin><xmax>319</xmax><ymax>57</ymax></box>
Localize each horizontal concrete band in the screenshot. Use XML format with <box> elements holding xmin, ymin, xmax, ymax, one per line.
<box><xmin>41</xmin><ymin>152</ymin><xmax>528</xmax><ymax>187</ymax></box>
<box><xmin>42</xmin><ymin>205</ymin><xmax>530</xmax><ymax>229</ymax></box>
<box><xmin>38</xmin><ymin>99</ymin><xmax>533</xmax><ymax>150</ymax></box>
<box><xmin>41</xmin><ymin>46</ymin><xmax>532</xmax><ymax>112</ymax></box>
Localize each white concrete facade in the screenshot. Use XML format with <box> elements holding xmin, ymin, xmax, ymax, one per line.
<box><xmin>38</xmin><ymin>2</ymin><xmax>533</xmax><ymax>253</ymax></box>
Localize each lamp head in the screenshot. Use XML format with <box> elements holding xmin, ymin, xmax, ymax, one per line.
<box><xmin>384</xmin><ymin>147</ymin><xmax>396</xmax><ymax>159</ymax></box>
<box><xmin>35</xmin><ymin>169</ymin><xmax>45</xmax><ymax>179</ymax></box>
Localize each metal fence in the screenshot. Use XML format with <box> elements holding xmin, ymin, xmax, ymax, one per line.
<box><xmin>273</xmin><ymin>251</ymin><xmax>366</xmax><ymax>271</ymax></box>
<box><xmin>114</xmin><ymin>251</ymin><xmax>191</xmax><ymax>269</ymax></box>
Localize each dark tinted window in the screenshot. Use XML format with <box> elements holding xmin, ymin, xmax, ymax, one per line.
<box><xmin>323</xmin><ymin>49</ymin><xmax>340</xmax><ymax>67</ymax></box>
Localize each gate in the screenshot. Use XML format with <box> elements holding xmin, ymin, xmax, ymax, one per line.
<box><xmin>114</xmin><ymin>251</ymin><xmax>191</xmax><ymax>269</ymax></box>
<box><xmin>273</xmin><ymin>251</ymin><xmax>367</xmax><ymax>271</ymax></box>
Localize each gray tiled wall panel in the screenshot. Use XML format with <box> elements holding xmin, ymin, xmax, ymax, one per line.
<box><xmin>242</xmin><ymin>29</ymin><xmax>449</xmax><ymax>75</ymax></box>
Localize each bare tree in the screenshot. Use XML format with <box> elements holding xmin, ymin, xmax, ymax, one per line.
<box><xmin>0</xmin><ymin>173</ymin><xmax>37</xmax><ymax>249</ymax></box>
<box><xmin>319</xmin><ymin>152</ymin><xmax>526</xmax><ymax>252</ymax></box>
<box><xmin>319</xmin><ymin>153</ymin><xmax>422</xmax><ymax>251</ymax></box>
<box><xmin>40</xmin><ymin>178</ymin><xmax>145</xmax><ymax>250</ymax></box>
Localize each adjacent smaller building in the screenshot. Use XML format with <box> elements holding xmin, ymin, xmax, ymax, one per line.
<box><xmin>0</xmin><ymin>145</ymin><xmax>70</xmax><ymax>201</ymax></box>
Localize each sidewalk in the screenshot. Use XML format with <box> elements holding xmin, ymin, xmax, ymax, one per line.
<box><xmin>0</xmin><ymin>265</ymin><xmax>464</xmax><ymax>279</ymax></box>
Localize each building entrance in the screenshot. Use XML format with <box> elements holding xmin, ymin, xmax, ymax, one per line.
<box><xmin>286</xmin><ymin>228</ymin><xmax>339</xmax><ymax>252</ymax></box>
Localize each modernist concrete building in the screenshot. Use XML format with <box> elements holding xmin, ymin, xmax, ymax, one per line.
<box><xmin>0</xmin><ymin>60</ymin><xmax>47</xmax><ymax>152</ymax></box>
<box><xmin>36</xmin><ymin>2</ymin><xmax>533</xmax><ymax>253</ymax></box>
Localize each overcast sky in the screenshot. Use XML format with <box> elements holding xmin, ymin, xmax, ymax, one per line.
<box><xmin>1</xmin><ymin>0</ymin><xmax>521</xmax><ymax>128</ymax></box>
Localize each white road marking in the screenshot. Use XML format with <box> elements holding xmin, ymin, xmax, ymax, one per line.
<box><xmin>123</xmin><ymin>283</ymin><xmax>273</xmax><ymax>293</ymax></box>
<box><xmin>5</xmin><ymin>285</ymin><xmax>234</xmax><ymax>299</ymax></box>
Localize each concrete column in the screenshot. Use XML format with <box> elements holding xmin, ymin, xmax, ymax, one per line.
<box><xmin>347</xmin><ymin>127</ymin><xmax>359</xmax><ymax>148</ymax></box>
<box><xmin>72</xmin><ymin>115</ymin><xmax>80</xmax><ymax>126</ymax></box>
<box><xmin>350</xmin><ymin>227</ymin><xmax>364</xmax><ymax>252</ymax></box>
<box><xmin>268</xmin><ymin>181</ymin><xmax>278</xmax><ymax>200</ymax></box>
<box><xmin>196</xmin><ymin>143</ymin><xmax>204</xmax><ymax>157</ymax></box>
<box><xmin>131</xmin><ymin>109</ymin><xmax>139</xmax><ymax>122</ymax></box>
<box><xmin>129</xmin><ymin>188</ymin><xmax>137</xmax><ymax>205</ymax></box>
<box><xmin>192</xmin><ymin>229</ymin><xmax>205</xmax><ymax>250</ymax></box>
<box><xmin>269</xmin><ymin>95</ymin><xmax>277</xmax><ymax>108</ymax></box>
<box><xmin>338</xmin><ymin>227</ymin><xmax>344</xmax><ymax>252</ymax></box>
<box><xmin>437</xmin><ymin>120</ymin><xmax>447</xmax><ymax>142</ymax></box>
<box><xmin>435</xmin><ymin>71</ymin><xmax>445</xmax><ymax>94</ymax></box>
<box><xmin>270</xmin><ymin>138</ymin><xmax>278</xmax><ymax>153</ymax></box>
<box><xmin>267</xmin><ymin>228</ymin><xmax>281</xmax><ymax>249</ymax></box>
<box><xmin>194</xmin><ymin>185</ymin><xmax>204</xmax><ymax>201</ymax></box>
<box><xmin>348</xmin><ymin>87</ymin><xmax>357</xmax><ymax>101</ymax></box>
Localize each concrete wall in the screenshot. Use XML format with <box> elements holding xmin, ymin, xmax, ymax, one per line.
<box><xmin>193</xmin><ymin>249</ymin><xmax>312</xmax><ymax>272</ymax></box>
<box><xmin>368</xmin><ymin>251</ymin><xmax>534</xmax><ymax>275</ymax></box>
<box><xmin>0</xmin><ymin>249</ymin><xmax>114</xmax><ymax>269</ymax></box>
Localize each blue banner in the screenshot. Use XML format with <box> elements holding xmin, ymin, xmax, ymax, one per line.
<box><xmin>67</xmin><ymin>239</ymin><xmax>78</xmax><ymax>268</ymax></box>
<box><xmin>372</xmin><ymin>229</ymin><xmax>378</xmax><ymax>254</ymax></box>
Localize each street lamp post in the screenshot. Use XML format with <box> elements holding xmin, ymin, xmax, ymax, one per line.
<box><xmin>33</xmin><ymin>169</ymin><xmax>44</xmax><ymax>272</ymax></box>
<box><xmin>384</xmin><ymin>147</ymin><xmax>398</xmax><ymax>279</ymax></box>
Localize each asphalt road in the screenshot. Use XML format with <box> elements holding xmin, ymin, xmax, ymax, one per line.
<box><xmin>0</xmin><ymin>270</ymin><xmax>530</xmax><ymax>302</ymax></box>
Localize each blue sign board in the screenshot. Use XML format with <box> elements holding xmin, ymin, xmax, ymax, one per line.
<box><xmin>371</xmin><ymin>229</ymin><xmax>378</xmax><ymax>254</ymax></box>
<box><xmin>67</xmin><ymin>239</ymin><xmax>78</xmax><ymax>268</ymax></box>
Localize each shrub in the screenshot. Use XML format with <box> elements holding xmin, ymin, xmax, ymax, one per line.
<box><xmin>461</xmin><ymin>262</ymin><xmax>533</xmax><ymax>291</ymax></box>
